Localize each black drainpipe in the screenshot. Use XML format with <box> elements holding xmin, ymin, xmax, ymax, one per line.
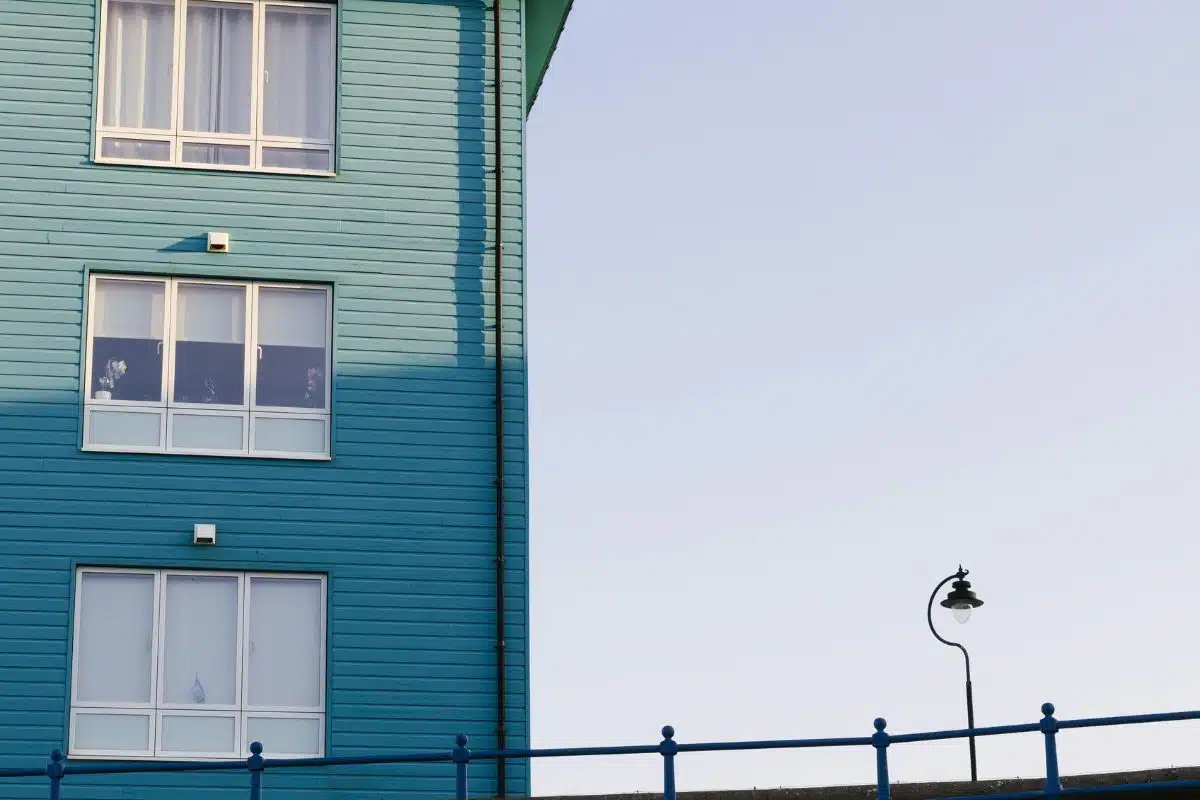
<box><xmin>491</xmin><ymin>0</ymin><xmax>508</xmax><ymax>796</ymax></box>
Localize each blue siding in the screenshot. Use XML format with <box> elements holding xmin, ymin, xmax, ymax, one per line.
<box><xmin>0</xmin><ymin>0</ymin><xmax>529</xmax><ymax>798</ymax></box>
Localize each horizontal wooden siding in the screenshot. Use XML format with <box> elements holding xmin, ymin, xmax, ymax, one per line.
<box><xmin>0</xmin><ymin>0</ymin><xmax>529</xmax><ymax>798</ymax></box>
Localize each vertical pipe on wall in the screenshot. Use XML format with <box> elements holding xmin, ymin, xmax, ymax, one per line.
<box><xmin>491</xmin><ymin>0</ymin><xmax>508</xmax><ymax>797</ymax></box>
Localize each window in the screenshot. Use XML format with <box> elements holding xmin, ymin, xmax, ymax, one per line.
<box><xmin>69</xmin><ymin>569</ymin><xmax>326</xmax><ymax>760</ymax></box>
<box><xmin>83</xmin><ymin>275</ymin><xmax>332</xmax><ymax>459</ymax></box>
<box><xmin>95</xmin><ymin>0</ymin><xmax>336</xmax><ymax>174</ymax></box>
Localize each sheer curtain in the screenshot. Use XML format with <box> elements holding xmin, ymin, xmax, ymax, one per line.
<box><xmin>93</xmin><ymin>278</ymin><xmax>165</xmax><ymax>342</ymax></box>
<box><xmin>257</xmin><ymin>287</ymin><xmax>327</xmax><ymax>350</ymax></box>
<box><xmin>255</xmin><ymin>287</ymin><xmax>327</xmax><ymax>411</ymax></box>
<box><xmin>75</xmin><ymin>573</ymin><xmax>156</xmax><ymax>704</ymax></box>
<box><xmin>91</xmin><ymin>278</ymin><xmax>165</xmax><ymax>403</ymax></box>
<box><xmin>102</xmin><ymin>0</ymin><xmax>175</xmax><ymax>129</ymax></box>
<box><xmin>183</xmin><ymin>2</ymin><xmax>253</xmax><ymax>135</ymax></box>
<box><xmin>162</xmin><ymin>575</ymin><xmax>238</xmax><ymax>706</ymax></box>
<box><xmin>247</xmin><ymin>577</ymin><xmax>323</xmax><ymax>708</ymax></box>
<box><xmin>263</xmin><ymin>7</ymin><xmax>333</xmax><ymax>139</ymax></box>
<box><xmin>159</xmin><ymin>575</ymin><xmax>239</xmax><ymax>754</ymax></box>
<box><xmin>173</xmin><ymin>283</ymin><xmax>246</xmax><ymax>406</ymax></box>
<box><xmin>71</xmin><ymin>572</ymin><xmax>157</xmax><ymax>754</ymax></box>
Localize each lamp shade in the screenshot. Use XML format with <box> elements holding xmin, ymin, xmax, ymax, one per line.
<box><xmin>940</xmin><ymin>577</ymin><xmax>983</xmax><ymax>623</ymax></box>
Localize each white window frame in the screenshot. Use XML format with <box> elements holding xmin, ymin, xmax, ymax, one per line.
<box><xmin>94</xmin><ymin>0</ymin><xmax>337</xmax><ymax>175</ymax></box>
<box><xmin>69</xmin><ymin>568</ymin><xmax>328</xmax><ymax>761</ymax></box>
<box><xmin>82</xmin><ymin>274</ymin><xmax>334</xmax><ymax>459</ymax></box>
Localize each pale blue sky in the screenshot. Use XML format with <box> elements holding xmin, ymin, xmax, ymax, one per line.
<box><xmin>524</xmin><ymin>2</ymin><xmax>1200</xmax><ymax>794</ymax></box>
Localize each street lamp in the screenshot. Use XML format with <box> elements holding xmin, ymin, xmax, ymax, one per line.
<box><xmin>927</xmin><ymin>566</ymin><xmax>984</xmax><ymax>782</ymax></box>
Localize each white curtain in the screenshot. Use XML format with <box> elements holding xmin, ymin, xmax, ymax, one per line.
<box><xmin>247</xmin><ymin>577</ymin><xmax>323</xmax><ymax>708</ymax></box>
<box><xmin>184</xmin><ymin>2</ymin><xmax>253</xmax><ymax>134</ymax></box>
<box><xmin>75</xmin><ymin>573</ymin><xmax>155</xmax><ymax>703</ymax></box>
<box><xmin>94</xmin><ymin>278</ymin><xmax>165</xmax><ymax>340</ymax></box>
<box><xmin>102</xmin><ymin>0</ymin><xmax>175</xmax><ymax>129</ymax></box>
<box><xmin>162</xmin><ymin>575</ymin><xmax>239</xmax><ymax>705</ymax></box>
<box><xmin>258</xmin><ymin>287</ymin><xmax>327</xmax><ymax>348</ymax></box>
<box><xmin>182</xmin><ymin>142</ymin><xmax>251</xmax><ymax>166</ymax></box>
<box><xmin>263</xmin><ymin>7</ymin><xmax>333</xmax><ymax>139</ymax></box>
<box><xmin>175</xmin><ymin>283</ymin><xmax>246</xmax><ymax>343</ymax></box>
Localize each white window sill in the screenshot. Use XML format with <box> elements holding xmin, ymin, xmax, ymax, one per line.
<box><xmin>92</xmin><ymin>156</ymin><xmax>336</xmax><ymax>178</ymax></box>
<box><xmin>66</xmin><ymin>751</ymin><xmax>244</xmax><ymax>762</ymax></box>
<box><xmin>81</xmin><ymin>444</ymin><xmax>332</xmax><ymax>461</ymax></box>
<box><xmin>67</xmin><ymin>751</ymin><xmax>323</xmax><ymax>762</ymax></box>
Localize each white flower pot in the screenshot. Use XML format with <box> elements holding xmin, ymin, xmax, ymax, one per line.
<box><xmin>94</xmin><ymin>390</ymin><xmax>112</xmax><ymax>400</ymax></box>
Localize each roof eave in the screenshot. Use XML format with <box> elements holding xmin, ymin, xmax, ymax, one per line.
<box><xmin>524</xmin><ymin>0</ymin><xmax>573</xmax><ymax>114</ymax></box>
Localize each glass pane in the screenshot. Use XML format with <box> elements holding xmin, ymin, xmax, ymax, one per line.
<box><xmin>160</xmin><ymin>714</ymin><xmax>236</xmax><ymax>754</ymax></box>
<box><xmin>100</xmin><ymin>137</ymin><xmax>172</xmax><ymax>161</ymax></box>
<box><xmin>262</xmin><ymin>147</ymin><xmax>331</xmax><ymax>172</ymax></box>
<box><xmin>174</xmin><ymin>283</ymin><xmax>246</xmax><ymax>405</ymax></box>
<box><xmin>183</xmin><ymin>2</ymin><xmax>253</xmax><ymax>134</ymax></box>
<box><xmin>91</xmin><ymin>278</ymin><xmax>164</xmax><ymax>402</ymax></box>
<box><xmin>263</xmin><ymin>6</ymin><xmax>333</xmax><ymax>139</ymax></box>
<box><xmin>253</xmin><ymin>416</ymin><xmax>325</xmax><ymax>455</ymax></box>
<box><xmin>102</xmin><ymin>0</ymin><xmax>174</xmax><ymax>129</ymax></box>
<box><xmin>88</xmin><ymin>409</ymin><xmax>163</xmax><ymax>448</ymax></box>
<box><xmin>76</xmin><ymin>572</ymin><xmax>154</xmax><ymax>703</ymax></box>
<box><xmin>162</xmin><ymin>574</ymin><xmax>239</xmax><ymax>706</ymax></box>
<box><xmin>248</xmin><ymin>577</ymin><xmax>323</xmax><ymax>708</ymax></box>
<box><xmin>246</xmin><ymin>716</ymin><xmax>321</xmax><ymax>756</ymax></box>
<box><xmin>256</xmin><ymin>287</ymin><xmax>328</xmax><ymax>409</ymax></box>
<box><xmin>182</xmin><ymin>142</ymin><xmax>251</xmax><ymax>166</ymax></box>
<box><xmin>171</xmin><ymin>412</ymin><xmax>245</xmax><ymax>451</ymax></box>
<box><xmin>74</xmin><ymin>713</ymin><xmax>151</xmax><ymax>752</ymax></box>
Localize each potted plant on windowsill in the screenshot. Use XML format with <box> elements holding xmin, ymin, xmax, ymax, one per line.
<box><xmin>95</xmin><ymin>358</ymin><xmax>126</xmax><ymax>400</ymax></box>
<box><xmin>305</xmin><ymin>366</ymin><xmax>323</xmax><ymax>407</ymax></box>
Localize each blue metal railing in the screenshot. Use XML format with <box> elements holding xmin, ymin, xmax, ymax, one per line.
<box><xmin>1</xmin><ymin>703</ymin><xmax>1198</xmax><ymax>800</ymax></box>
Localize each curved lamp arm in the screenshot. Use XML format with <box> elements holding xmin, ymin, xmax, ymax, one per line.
<box><xmin>927</xmin><ymin>568</ymin><xmax>972</xmax><ymax>683</ymax></box>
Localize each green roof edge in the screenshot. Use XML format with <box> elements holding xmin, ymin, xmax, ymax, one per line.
<box><xmin>525</xmin><ymin>0</ymin><xmax>574</xmax><ymax>114</ymax></box>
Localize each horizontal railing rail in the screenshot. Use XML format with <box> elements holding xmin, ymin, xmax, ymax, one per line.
<box><xmin>0</xmin><ymin>702</ymin><xmax>1196</xmax><ymax>800</ymax></box>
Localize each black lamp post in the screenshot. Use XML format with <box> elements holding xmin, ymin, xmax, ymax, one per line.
<box><xmin>927</xmin><ymin>566</ymin><xmax>985</xmax><ymax>782</ymax></box>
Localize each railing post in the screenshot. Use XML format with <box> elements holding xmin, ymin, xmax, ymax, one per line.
<box><xmin>660</xmin><ymin>726</ymin><xmax>678</xmax><ymax>800</ymax></box>
<box><xmin>46</xmin><ymin>749</ymin><xmax>64</xmax><ymax>800</ymax></box>
<box><xmin>453</xmin><ymin>733</ymin><xmax>471</xmax><ymax>800</ymax></box>
<box><xmin>1040</xmin><ymin>703</ymin><xmax>1061</xmax><ymax>795</ymax></box>
<box><xmin>872</xmin><ymin>718</ymin><xmax>891</xmax><ymax>800</ymax></box>
<box><xmin>247</xmin><ymin>741</ymin><xmax>264</xmax><ymax>800</ymax></box>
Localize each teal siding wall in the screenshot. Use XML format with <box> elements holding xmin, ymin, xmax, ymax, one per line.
<box><xmin>0</xmin><ymin>1</ymin><xmax>529</xmax><ymax>798</ymax></box>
